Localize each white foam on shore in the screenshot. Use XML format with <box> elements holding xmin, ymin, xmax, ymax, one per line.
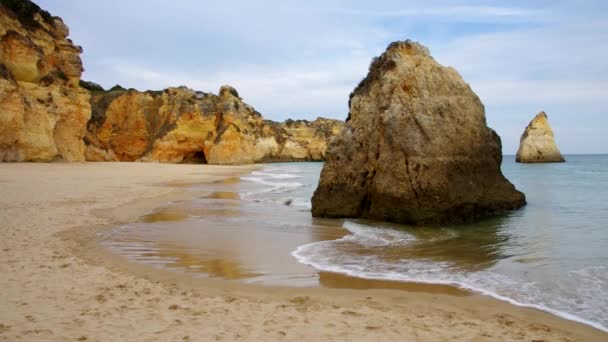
<box><xmin>251</xmin><ymin>171</ymin><xmax>302</xmax><ymax>179</ymax></box>
<box><xmin>240</xmin><ymin>176</ymin><xmax>303</xmax><ymax>188</ymax></box>
<box><xmin>291</xmin><ymin>220</ymin><xmax>608</xmax><ymax>333</ymax></box>
<box><xmin>239</xmin><ymin>176</ymin><xmax>304</xmax><ymax>199</ymax></box>
<box><xmin>342</xmin><ymin>220</ymin><xmax>415</xmax><ymax>247</ymax></box>
<box><xmin>239</xmin><ymin>166</ymin><xmax>310</xmax><ymax>206</ymax></box>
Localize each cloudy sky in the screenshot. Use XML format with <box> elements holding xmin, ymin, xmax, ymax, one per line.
<box><xmin>38</xmin><ymin>0</ymin><xmax>607</xmax><ymax>154</ymax></box>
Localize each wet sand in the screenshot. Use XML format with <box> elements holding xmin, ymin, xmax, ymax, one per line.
<box><xmin>1</xmin><ymin>162</ymin><xmax>606</xmax><ymax>341</ymax></box>
<box><xmin>100</xmin><ymin>194</ymin><xmax>348</xmax><ymax>287</ymax></box>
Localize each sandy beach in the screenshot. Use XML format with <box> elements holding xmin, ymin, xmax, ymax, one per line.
<box><xmin>0</xmin><ymin>162</ymin><xmax>606</xmax><ymax>341</ymax></box>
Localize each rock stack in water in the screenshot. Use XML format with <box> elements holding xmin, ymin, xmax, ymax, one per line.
<box><xmin>0</xmin><ymin>0</ymin><xmax>91</xmax><ymax>161</ymax></box>
<box><xmin>311</xmin><ymin>40</ymin><xmax>526</xmax><ymax>225</ymax></box>
<box><xmin>515</xmin><ymin>112</ymin><xmax>565</xmax><ymax>163</ymax></box>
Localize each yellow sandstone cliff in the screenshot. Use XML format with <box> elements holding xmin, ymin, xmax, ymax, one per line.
<box><xmin>0</xmin><ymin>0</ymin><xmax>90</xmax><ymax>161</ymax></box>
<box><xmin>84</xmin><ymin>85</ymin><xmax>343</xmax><ymax>164</ymax></box>
<box><xmin>0</xmin><ymin>1</ymin><xmax>342</xmax><ymax>165</ymax></box>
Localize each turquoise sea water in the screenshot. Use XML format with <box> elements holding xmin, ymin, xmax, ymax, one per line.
<box><xmin>102</xmin><ymin>155</ymin><xmax>608</xmax><ymax>331</ymax></box>
<box><xmin>291</xmin><ymin>155</ymin><xmax>608</xmax><ymax>331</ymax></box>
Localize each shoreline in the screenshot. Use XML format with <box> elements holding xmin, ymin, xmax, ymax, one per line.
<box><xmin>291</xmin><ymin>232</ymin><xmax>608</xmax><ymax>334</ymax></box>
<box><xmin>87</xmin><ymin>166</ymin><xmax>608</xmax><ymax>334</ymax></box>
<box><xmin>1</xmin><ymin>162</ymin><xmax>606</xmax><ymax>341</ymax></box>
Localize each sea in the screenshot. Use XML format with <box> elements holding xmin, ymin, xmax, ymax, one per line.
<box><xmin>100</xmin><ymin>155</ymin><xmax>608</xmax><ymax>332</ymax></box>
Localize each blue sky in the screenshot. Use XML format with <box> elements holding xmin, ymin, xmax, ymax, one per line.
<box><xmin>38</xmin><ymin>0</ymin><xmax>608</xmax><ymax>154</ymax></box>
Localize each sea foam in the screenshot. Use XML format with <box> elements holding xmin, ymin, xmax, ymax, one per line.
<box><xmin>292</xmin><ymin>220</ymin><xmax>608</xmax><ymax>333</ymax></box>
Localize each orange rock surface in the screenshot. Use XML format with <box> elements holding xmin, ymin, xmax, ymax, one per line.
<box><xmin>0</xmin><ymin>1</ymin><xmax>90</xmax><ymax>161</ymax></box>
<box><xmin>85</xmin><ymin>86</ymin><xmax>343</xmax><ymax>164</ymax></box>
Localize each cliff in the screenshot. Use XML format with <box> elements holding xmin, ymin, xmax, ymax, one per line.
<box><xmin>515</xmin><ymin>111</ymin><xmax>565</xmax><ymax>163</ymax></box>
<box><xmin>0</xmin><ymin>0</ymin><xmax>343</xmax><ymax>165</ymax></box>
<box><xmin>312</xmin><ymin>40</ymin><xmax>526</xmax><ymax>225</ymax></box>
<box><xmin>84</xmin><ymin>85</ymin><xmax>343</xmax><ymax>164</ymax></box>
<box><xmin>0</xmin><ymin>0</ymin><xmax>91</xmax><ymax>161</ymax></box>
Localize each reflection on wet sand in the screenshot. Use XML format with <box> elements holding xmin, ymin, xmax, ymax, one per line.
<box><xmin>109</xmin><ymin>235</ymin><xmax>262</xmax><ymax>280</ymax></box>
<box><xmin>205</xmin><ymin>191</ymin><xmax>240</xmax><ymax>200</ymax></box>
<box><xmin>140</xmin><ymin>200</ymin><xmax>241</xmax><ymax>223</ymax></box>
<box><xmin>112</xmin><ymin>203</ymin><xmax>512</xmax><ymax>287</ymax></box>
<box><xmin>105</xmin><ymin>169</ymin><xmax>513</xmax><ymax>288</ymax></box>
<box><xmin>105</xmin><ymin>196</ymin><xmax>348</xmax><ymax>284</ymax></box>
<box><xmin>111</xmin><ymin>200</ymin><xmax>513</xmax><ymax>285</ymax></box>
<box><xmin>151</xmin><ymin>242</ymin><xmax>262</xmax><ymax>279</ymax></box>
<box><xmin>141</xmin><ymin>210</ymin><xmax>189</xmax><ymax>223</ymax></box>
<box><xmin>213</xmin><ymin>177</ymin><xmax>242</xmax><ymax>184</ymax></box>
<box><xmin>161</xmin><ymin>176</ymin><xmax>242</xmax><ymax>189</ymax></box>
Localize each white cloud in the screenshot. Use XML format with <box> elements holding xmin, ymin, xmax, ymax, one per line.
<box><xmin>39</xmin><ymin>0</ymin><xmax>608</xmax><ymax>153</ymax></box>
<box><xmin>427</xmin><ymin>14</ymin><xmax>608</xmax><ymax>153</ymax></box>
<box><xmin>97</xmin><ymin>56</ymin><xmax>371</xmax><ymax>121</ymax></box>
<box><xmin>328</xmin><ymin>5</ymin><xmax>539</xmax><ymax>21</ymax></box>
<box><xmin>472</xmin><ymin>80</ymin><xmax>608</xmax><ymax>107</ymax></box>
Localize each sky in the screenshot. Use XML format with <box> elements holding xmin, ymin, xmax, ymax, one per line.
<box><xmin>37</xmin><ymin>0</ymin><xmax>608</xmax><ymax>154</ymax></box>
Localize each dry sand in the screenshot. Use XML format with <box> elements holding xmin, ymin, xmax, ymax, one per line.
<box><xmin>0</xmin><ymin>162</ymin><xmax>606</xmax><ymax>341</ymax></box>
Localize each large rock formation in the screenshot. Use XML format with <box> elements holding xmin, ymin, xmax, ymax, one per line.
<box><xmin>84</xmin><ymin>85</ymin><xmax>342</xmax><ymax>164</ymax></box>
<box><xmin>0</xmin><ymin>0</ymin><xmax>91</xmax><ymax>161</ymax></box>
<box><xmin>0</xmin><ymin>1</ymin><xmax>342</xmax><ymax>165</ymax></box>
<box><xmin>311</xmin><ymin>40</ymin><xmax>525</xmax><ymax>225</ymax></box>
<box><xmin>515</xmin><ymin>112</ymin><xmax>565</xmax><ymax>163</ymax></box>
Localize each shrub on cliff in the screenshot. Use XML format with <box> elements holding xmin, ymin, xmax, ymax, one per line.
<box><xmin>108</xmin><ymin>84</ymin><xmax>127</xmax><ymax>92</ymax></box>
<box><xmin>79</xmin><ymin>80</ymin><xmax>105</xmax><ymax>92</ymax></box>
<box><xmin>0</xmin><ymin>0</ymin><xmax>54</xmax><ymax>29</ymax></box>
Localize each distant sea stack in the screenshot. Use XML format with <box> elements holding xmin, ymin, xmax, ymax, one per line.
<box><xmin>84</xmin><ymin>85</ymin><xmax>343</xmax><ymax>164</ymax></box>
<box><xmin>515</xmin><ymin>112</ymin><xmax>565</xmax><ymax>163</ymax></box>
<box><xmin>0</xmin><ymin>0</ymin><xmax>91</xmax><ymax>161</ymax></box>
<box><xmin>311</xmin><ymin>40</ymin><xmax>526</xmax><ymax>225</ymax></box>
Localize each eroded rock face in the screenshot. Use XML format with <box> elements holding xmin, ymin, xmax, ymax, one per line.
<box><xmin>311</xmin><ymin>40</ymin><xmax>525</xmax><ymax>225</ymax></box>
<box><xmin>516</xmin><ymin>112</ymin><xmax>565</xmax><ymax>163</ymax></box>
<box><xmin>0</xmin><ymin>0</ymin><xmax>90</xmax><ymax>161</ymax></box>
<box><xmin>85</xmin><ymin>86</ymin><xmax>343</xmax><ymax>164</ymax></box>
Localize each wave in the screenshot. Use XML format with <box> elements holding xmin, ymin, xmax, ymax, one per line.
<box><xmin>251</xmin><ymin>171</ymin><xmax>302</xmax><ymax>179</ymax></box>
<box><xmin>239</xmin><ymin>173</ymin><xmax>304</xmax><ymax>204</ymax></box>
<box><xmin>262</xmin><ymin>166</ymin><xmax>308</xmax><ymax>174</ymax></box>
<box><xmin>239</xmin><ymin>167</ymin><xmax>311</xmax><ymax>207</ymax></box>
<box><xmin>239</xmin><ymin>176</ymin><xmax>304</xmax><ymax>197</ymax></box>
<box><xmin>342</xmin><ymin>221</ymin><xmax>415</xmax><ymax>247</ymax></box>
<box><xmin>240</xmin><ymin>176</ymin><xmax>303</xmax><ymax>188</ymax></box>
<box><xmin>291</xmin><ymin>221</ymin><xmax>608</xmax><ymax>333</ymax></box>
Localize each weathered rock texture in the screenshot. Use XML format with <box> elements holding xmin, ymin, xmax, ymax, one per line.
<box><xmin>0</xmin><ymin>0</ymin><xmax>91</xmax><ymax>161</ymax></box>
<box><xmin>312</xmin><ymin>40</ymin><xmax>525</xmax><ymax>225</ymax></box>
<box><xmin>515</xmin><ymin>112</ymin><xmax>565</xmax><ymax>163</ymax></box>
<box><xmin>0</xmin><ymin>1</ymin><xmax>342</xmax><ymax>164</ymax></box>
<box><xmin>85</xmin><ymin>85</ymin><xmax>342</xmax><ymax>164</ymax></box>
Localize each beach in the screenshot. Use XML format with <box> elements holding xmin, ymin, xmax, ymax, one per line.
<box><xmin>0</xmin><ymin>162</ymin><xmax>606</xmax><ymax>341</ymax></box>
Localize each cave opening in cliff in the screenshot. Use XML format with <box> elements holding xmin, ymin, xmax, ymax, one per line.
<box><xmin>183</xmin><ymin>151</ymin><xmax>207</xmax><ymax>164</ymax></box>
